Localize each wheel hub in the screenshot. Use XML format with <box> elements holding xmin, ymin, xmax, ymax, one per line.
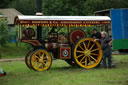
<box><xmin>84</xmin><ymin>49</ymin><xmax>90</xmax><ymax>56</ymax></box>
<box><xmin>39</xmin><ymin>57</ymin><xmax>43</xmax><ymax>63</ymax></box>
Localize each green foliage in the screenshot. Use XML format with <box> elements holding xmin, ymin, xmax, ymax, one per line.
<box><xmin>0</xmin><ymin>20</ymin><xmax>9</xmax><ymax>47</ymax></box>
<box><xmin>42</xmin><ymin>0</ymin><xmax>128</xmax><ymax>16</ymax></box>
<box><xmin>9</xmin><ymin>0</ymin><xmax>36</xmax><ymax>15</ymax></box>
<box><xmin>0</xmin><ymin>0</ymin><xmax>11</xmax><ymax>8</ymax></box>
<box><xmin>4</xmin><ymin>0</ymin><xmax>128</xmax><ymax>15</ymax></box>
<box><xmin>0</xmin><ymin>0</ymin><xmax>128</xmax><ymax>15</ymax></box>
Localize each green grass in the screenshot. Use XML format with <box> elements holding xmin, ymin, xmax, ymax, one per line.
<box><xmin>0</xmin><ymin>55</ymin><xmax>128</xmax><ymax>85</ymax></box>
<box><xmin>0</xmin><ymin>43</ymin><xmax>30</xmax><ymax>59</ymax></box>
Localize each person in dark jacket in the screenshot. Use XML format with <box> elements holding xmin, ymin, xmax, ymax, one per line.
<box><xmin>94</xmin><ymin>31</ymin><xmax>112</xmax><ymax>69</ymax></box>
<box><xmin>91</xmin><ymin>29</ymin><xmax>101</xmax><ymax>39</ymax></box>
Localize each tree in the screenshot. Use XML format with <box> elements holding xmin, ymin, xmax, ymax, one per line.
<box><xmin>9</xmin><ymin>0</ymin><xmax>37</xmax><ymax>15</ymax></box>
<box><xmin>0</xmin><ymin>0</ymin><xmax>11</xmax><ymax>8</ymax></box>
<box><xmin>6</xmin><ymin>0</ymin><xmax>128</xmax><ymax>15</ymax></box>
<box><xmin>0</xmin><ymin>20</ymin><xmax>9</xmax><ymax>47</ymax></box>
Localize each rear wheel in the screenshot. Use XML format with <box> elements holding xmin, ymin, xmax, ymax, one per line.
<box><xmin>30</xmin><ymin>49</ymin><xmax>52</xmax><ymax>71</ymax></box>
<box><xmin>73</xmin><ymin>38</ymin><xmax>102</xmax><ymax>69</ymax></box>
<box><xmin>25</xmin><ymin>49</ymin><xmax>34</xmax><ymax>69</ymax></box>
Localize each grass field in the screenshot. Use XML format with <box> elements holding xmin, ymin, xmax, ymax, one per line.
<box><xmin>0</xmin><ymin>55</ymin><xmax>128</xmax><ymax>85</ymax></box>
<box><xmin>0</xmin><ymin>43</ymin><xmax>30</xmax><ymax>59</ymax></box>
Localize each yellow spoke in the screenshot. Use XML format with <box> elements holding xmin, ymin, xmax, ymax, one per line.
<box><xmin>39</xmin><ymin>65</ymin><xmax>43</xmax><ymax>68</ymax></box>
<box><xmin>38</xmin><ymin>63</ymin><xmax>44</xmax><ymax>68</ymax></box>
<box><xmin>33</xmin><ymin>61</ymin><xmax>37</xmax><ymax>65</ymax></box>
<box><xmin>85</xmin><ymin>57</ymin><xmax>87</xmax><ymax>66</ymax></box>
<box><xmin>91</xmin><ymin>48</ymin><xmax>99</xmax><ymax>52</ymax></box>
<box><xmin>38</xmin><ymin>51</ymin><xmax>41</xmax><ymax>57</ymax></box>
<box><xmin>42</xmin><ymin>52</ymin><xmax>44</xmax><ymax>57</ymax></box>
<box><xmin>76</xmin><ymin>50</ymin><xmax>84</xmax><ymax>53</ymax></box>
<box><xmin>35</xmin><ymin>55</ymin><xmax>39</xmax><ymax>59</ymax></box>
<box><xmin>40</xmin><ymin>63</ymin><xmax>45</xmax><ymax>67</ymax></box>
<box><xmin>41</xmin><ymin>61</ymin><xmax>45</xmax><ymax>64</ymax></box>
<box><xmin>89</xmin><ymin>55</ymin><xmax>97</xmax><ymax>62</ymax></box>
<box><xmin>32</xmin><ymin>56</ymin><xmax>39</xmax><ymax>62</ymax></box>
<box><xmin>76</xmin><ymin>54</ymin><xmax>84</xmax><ymax>58</ymax></box>
<box><xmin>40</xmin><ymin>64</ymin><xmax>45</xmax><ymax>68</ymax></box>
<box><xmin>87</xmin><ymin>40</ymin><xmax>90</xmax><ymax>49</ymax></box>
<box><xmin>43</xmin><ymin>56</ymin><xmax>47</xmax><ymax>59</ymax></box>
<box><xmin>80</xmin><ymin>56</ymin><xmax>86</xmax><ymax>63</ymax></box>
<box><xmin>36</xmin><ymin>62</ymin><xmax>41</xmax><ymax>67</ymax></box>
<box><xmin>88</xmin><ymin>56</ymin><xmax>91</xmax><ymax>65</ymax></box>
<box><xmin>38</xmin><ymin>61</ymin><xmax>45</xmax><ymax>67</ymax></box>
<box><xmin>89</xmin><ymin>43</ymin><xmax>95</xmax><ymax>50</ymax></box>
<box><xmin>79</xmin><ymin>45</ymin><xmax>85</xmax><ymax>51</ymax></box>
<box><xmin>43</xmin><ymin>60</ymin><xmax>47</xmax><ymax>62</ymax></box>
<box><xmin>82</xmin><ymin>42</ymin><xmax>87</xmax><ymax>50</ymax></box>
<box><xmin>32</xmin><ymin>60</ymin><xmax>37</xmax><ymax>63</ymax></box>
<box><xmin>91</xmin><ymin>53</ymin><xmax>98</xmax><ymax>56</ymax></box>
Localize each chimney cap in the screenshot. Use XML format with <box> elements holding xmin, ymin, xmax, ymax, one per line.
<box><xmin>36</xmin><ymin>12</ymin><xmax>43</xmax><ymax>16</ymax></box>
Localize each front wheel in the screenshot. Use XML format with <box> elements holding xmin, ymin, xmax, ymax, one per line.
<box><xmin>72</xmin><ymin>38</ymin><xmax>102</xmax><ymax>69</ymax></box>
<box><xmin>30</xmin><ymin>49</ymin><xmax>52</xmax><ymax>71</ymax></box>
<box><xmin>25</xmin><ymin>49</ymin><xmax>34</xmax><ymax>69</ymax></box>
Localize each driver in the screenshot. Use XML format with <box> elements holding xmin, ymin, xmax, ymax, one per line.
<box><xmin>49</xmin><ymin>26</ymin><xmax>57</xmax><ymax>34</ymax></box>
<box><xmin>91</xmin><ymin>29</ymin><xmax>101</xmax><ymax>39</ymax></box>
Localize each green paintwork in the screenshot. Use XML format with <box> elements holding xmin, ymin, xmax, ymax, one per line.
<box><xmin>113</xmin><ymin>39</ymin><xmax>128</xmax><ymax>50</ymax></box>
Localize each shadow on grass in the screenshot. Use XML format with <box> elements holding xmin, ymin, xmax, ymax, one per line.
<box><xmin>50</xmin><ymin>66</ymin><xmax>80</xmax><ymax>71</ymax></box>
<box><xmin>49</xmin><ymin>65</ymin><xmax>101</xmax><ymax>72</ymax></box>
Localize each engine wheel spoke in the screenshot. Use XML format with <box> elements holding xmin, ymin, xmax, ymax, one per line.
<box><xmin>89</xmin><ymin>55</ymin><xmax>97</xmax><ymax>62</ymax></box>
<box><xmin>91</xmin><ymin>48</ymin><xmax>99</xmax><ymax>52</ymax></box>
<box><xmin>76</xmin><ymin>54</ymin><xmax>85</xmax><ymax>58</ymax></box>
<box><xmin>79</xmin><ymin>44</ymin><xmax>85</xmax><ymax>51</ymax></box>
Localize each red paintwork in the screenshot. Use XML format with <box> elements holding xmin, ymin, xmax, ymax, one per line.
<box><xmin>60</xmin><ymin>47</ymin><xmax>71</xmax><ymax>59</ymax></box>
<box><xmin>22</xmin><ymin>40</ymin><xmax>41</xmax><ymax>46</ymax></box>
<box><xmin>15</xmin><ymin>20</ymin><xmax>111</xmax><ymax>25</ymax></box>
<box><xmin>70</xmin><ymin>30</ymin><xmax>86</xmax><ymax>44</ymax></box>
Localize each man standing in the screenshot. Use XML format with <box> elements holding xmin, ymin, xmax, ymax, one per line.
<box><xmin>91</xmin><ymin>29</ymin><xmax>101</xmax><ymax>39</ymax></box>
<box><xmin>94</xmin><ymin>31</ymin><xmax>112</xmax><ymax>69</ymax></box>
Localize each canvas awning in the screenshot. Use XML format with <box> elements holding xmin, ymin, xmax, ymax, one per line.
<box><xmin>14</xmin><ymin>15</ymin><xmax>111</xmax><ymax>25</ymax></box>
